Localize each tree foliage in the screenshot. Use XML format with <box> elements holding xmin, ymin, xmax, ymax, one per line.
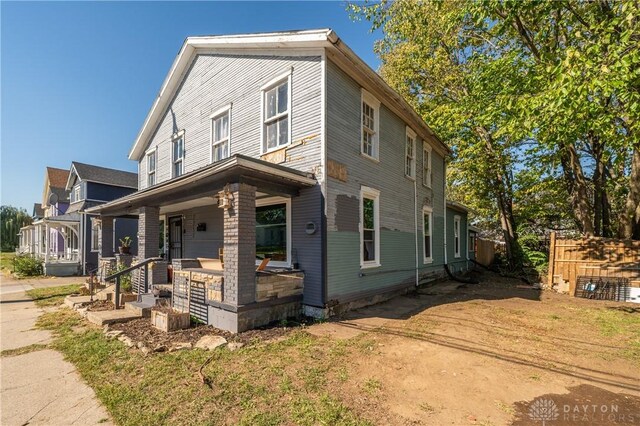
<box><xmin>349</xmin><ymin>0</ymin><xmax>640</xmax><ymax>257</ymax></box>
<box><xmin>1</xmin><ymin>206</ymin><xmax>32</xmax><ymax>252</ymax></box>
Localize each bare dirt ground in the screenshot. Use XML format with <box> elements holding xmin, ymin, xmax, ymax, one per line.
<box><xmin>309</xmin><ymin>272</ymin><xmax>640</xmax><ymax>425</ymax></box>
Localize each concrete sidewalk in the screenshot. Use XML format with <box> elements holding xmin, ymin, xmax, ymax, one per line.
<box><xmin>1</xmin><ymin>275</ymin><xmax>112</xmax><ymax>425</ymax></box>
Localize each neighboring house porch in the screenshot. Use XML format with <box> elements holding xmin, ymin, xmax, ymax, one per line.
<box><xmin>90</xmin><ymin>155</ymin><xmax>318</xmax><ymax>332</ymax></box>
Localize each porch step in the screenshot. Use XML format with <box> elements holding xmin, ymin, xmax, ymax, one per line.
<box><xmin>125</xmin><ymin>302</ymin><xmax>152</xmax><ymax>318</ymax></box>
<box><xmin>64</xmin><ymin>295</ymin><xmax>93</xmax><ymax>309</ymax></box>
<box><xmin>86</xmin><ymin>309</ymin><xmax>141</xmax><ymax>326</ymax></box>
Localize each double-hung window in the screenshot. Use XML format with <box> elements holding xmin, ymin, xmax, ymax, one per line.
<box><xmin>262</xmin><ymin>72</ymin><xmax>290</xmax><ymax>153</ymax></box>
<box><xmin>361</xmin><ymin>89</ymin><xmax>380</xmax><ymax>160</ymax></box>
<box><xmin>423</xmin><ymin>207</ymin><xmax>433</xmax><ymax>263</ymax></box>
<box><xmin>423</xmin><ymin>141</ymin><xmax>432</xmax><ymax>188</ymax></box>
<box><xmin>74</xmin><ymin>185</ymin><xmax>81</xmax><ymax>203</ymax></box>
<box><xmin>211</xmin><ymin>105</ymin><xmax>231</xmax><ymax>162</ymax></box>
<box><xmin>172</xmin><ymin>133</ymin><xmax>185</xmax><ymax>178</ymax></box>
<box><xmin>406</xmin><ymin>127</ymin><xmax>416</xmax><ymax>179</ymax></box>
<box><xmin>91</xmin><ymin>219</ymin><xmax>100</xmax><ymax>252</ymax></box>
<box><xmin>360</xmin><ymin>186</ymin><xmax>380</xmax><ymax>268</ymax></box>
<box><xmin>454</xmin><ymin>215</ymin><xmax>461</xmax><ymax>258</ymax></box>
<box><xmin>147</xmin><ymin>149</ymin><xmax>156</xmax><ymax>187</ymax></box>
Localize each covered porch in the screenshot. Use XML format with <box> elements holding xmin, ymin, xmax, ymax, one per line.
<box><xmin>89</xmin><ymin>155</ymin><xmax>318</xmax><ymax>332</ymax></box>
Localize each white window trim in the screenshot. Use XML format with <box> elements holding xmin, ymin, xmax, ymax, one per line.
<box><xmin>423</xmin><ymin>141</ymin><xmax>433</xmax><ymax>188</ymax></box>
<box><xmin>255</xmin><ymin>196</ymin><xmax>292</xmax><ymax>268</ymax></box>
<box><xmin>469</xmin><ymin>233</ymin><xmax>476</xmax><ymax>253</ymax></box>
<box><xmin>90</xmin><ymin>219</ymin><xmax>100</xmax><ymax>253</ymax></box>
<box><xmin>210</xmin><ymin>103</ymin><xmax>232</xmax><ymax>163</ymax></box>
<box><xmin>454</xmin><ymin>215</ymin><xmax>461</xmax><ymax>258</ymax></box>
<box><xmin>74</xmin><ymin>185</ymin><xmax>81</xmax><ymax>203</ymax></box>
<box><xmin>361</xmin><ymin>88</ymin><xmax>381</xmax><ymax>161</ymax></box>
<box><xmin>146</xmin><ymin>147</ymin><xmax>157</xmax><ymax>188</ymax></box>
<box><xmin>423</xmin><ymin>206</ymin><xmax>433</xmax><ymax>264</ymax></box>
<box><xmin>360</xmin><ymin>185</ymin><xmax>381</xmax><ymax>269</ymax></box>
<box><xmin>260</xmin><ymin>69</ymin><xmax>293</xmax><ymax>155</ymax></box>
<box><xmin>405</xmin><ymin>127</ymin><xmax>417</xmax><ymax>180</ymax></box>
<box><xmin>171</xmin><ymin>131</ymin><xmax>185</xmax><ymax>178</ymax></box>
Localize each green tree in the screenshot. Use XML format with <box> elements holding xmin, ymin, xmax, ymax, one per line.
<box><xmin>0</xmin><ymin>206</ymin><xmax>32</xmax><ymax>252</ymax></box>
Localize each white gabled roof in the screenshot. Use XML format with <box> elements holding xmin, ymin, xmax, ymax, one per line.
<box><xmin>128</xmin><ymin>29</ymin><xmax>450</xmax><ymax>161</ymax></box>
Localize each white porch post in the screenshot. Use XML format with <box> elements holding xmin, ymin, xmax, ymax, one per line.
<box><xmin>44</xmin><ymin>223</ymin><xmax>50</xmax><ymax>263</ymax></box>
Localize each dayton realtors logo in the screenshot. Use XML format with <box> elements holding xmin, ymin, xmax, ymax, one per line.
<box><xmin>529</xmin><ymin>398</ymin><xmax>560</xmax><ymax>425</ymax></box>
<box><xmin>528</xmin><ymin>397</ymin><xmax>636</xmax><ymax>424</ymax></box>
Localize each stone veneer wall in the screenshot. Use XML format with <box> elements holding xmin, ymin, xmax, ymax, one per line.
<box><xmin>255</xmin><ymin>271</ymin><xmax>304</xmax><ymax>302</ymax></box>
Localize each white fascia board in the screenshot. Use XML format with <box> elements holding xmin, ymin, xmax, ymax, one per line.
<box><xmin>129</xmin><ymin>31</ymin><xmax>333</xmax><ymax>162</ymax></box>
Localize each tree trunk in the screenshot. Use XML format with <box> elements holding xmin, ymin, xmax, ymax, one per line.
<box><xmin>620</xmin><ymin>146</ymin><xmax>640</xmax><ymax>239</ymax></box>
<box><xmin>559</xmin><ymin>144</ymin><xmax>594</xmax><ymax>236</ymax></box>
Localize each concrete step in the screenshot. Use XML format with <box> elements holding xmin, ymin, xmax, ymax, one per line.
<box><xmin>64</xmin><ymin>295</ymin><xmax>93</xmax><ymax>309</ymax></box>
<box><xmin>125</xmin><ymin>301</ymin><xmax>152</xmax><ymax>318</ymax></box>
<box><xmin>86</xmin><ymin>309</ymin><xmax>141</xmax><ymax>326</ymax></box>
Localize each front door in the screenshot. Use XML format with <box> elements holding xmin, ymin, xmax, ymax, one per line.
<box><xmin>168</xmin><ymin>216</ymin><xmax>183</xmax><ymax>261</ymax></box>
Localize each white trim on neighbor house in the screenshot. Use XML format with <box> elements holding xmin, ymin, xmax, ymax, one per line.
<box><xmin>361</xmin><ymin>89</ymin><xmax>381</xmax><ymax>162</ymax></box>
<box><xmin>171</xmin><ymin>130</ymin><xmax>185</xmax><ymax>179</ymax></box>
<box><xmin>73</xmin><ymin>185</ymin><xmax>81</xmax><ymax>203</ymax></box>
<box><xmin>260</xmin><ymin>69</ymin><xmax>293</xmax><ymax>155</ymax></box>
<box><xmin>146</xmin><ymin>146</ymin><xmax>157</xmax><ymax>188</ymax></box>
<box><xmin>90</xmin><ymin>218</ymin><xmax>100</xmax><ymax>252</ymax></box>
<box><xmin>360</xmin><ymin>185</ymin><xmax>381</xmax><ymax>269</ymax></box>
<box><xmin>423</xmin><ymin>141</ymin><xmax>432</xmax><ymax>188</ymax></box>
<box><xmin>422</xmin><ymin>206</ymin><xmax>433</xmax><ymax>264</ymax></box>
<box><xmin>210</xmin><ymin>103</ymin><xmax>232</xmax><ymax>163</ymax></box>
<box><xmin>454</xmin><ymin>215</ymin><xmax>461</xmax><ymax>258</ymax></box>
<box><xmin>405</xmin><ymin>127</ymin><xmax>417</xmax><ymax>180</ymax></box>
<box><xmin>255</xmin><ymin>196</ymin><xmax>292</xmax><ymax>268</ymax></box>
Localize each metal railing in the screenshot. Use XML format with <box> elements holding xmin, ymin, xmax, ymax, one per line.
<box><xmin>103</xmin><ymin>258</ymin><xmax>163</xmax><ymax>309</ymax></box>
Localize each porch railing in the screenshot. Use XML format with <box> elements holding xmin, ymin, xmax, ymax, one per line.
<box><xmin>104</xmin><ymin>257</ymin><xmax>163</xmax><ymax>309</ymax></box>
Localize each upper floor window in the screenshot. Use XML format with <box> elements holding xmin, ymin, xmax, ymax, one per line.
<box><xmin>360</xmin><ymin>186</ymin><xmax>380</xmax><ymax>268</ymax></box>
<box><xmin>405</xmin><ymin>127</ymin><xmax>416</xmax><ymax>179</ymax></box>
<box><xmin>211</xmin><ymin>105</ymin><xmax>231</xmax><ymax>162</ymax></box>
<box><xmin>454</xmin><ymin>215</ymin><xmax>461</xmax><ymax>258</ymax></box>
<box><xmin>147</xmin><ymin>149</ymin><xmax>156</xmax><ymax>187</ymax></box>
<box><xmin>361</xmin><ymin>89</ymin><xmax>380</xmax><ymax>160</ymax></box>
<box><xmin>423</xmin><ymin>141</ymin><xmax>432</xmax><ymax>188</ymax></box>
<box><xmin>172</xmin><ymin>133</ymin><xmax>185</xmax><ymax>178</ymax></box>
<box><xmin>74</xmin><ymin>185</ymin><xmax>81</xmax><ymax>203</ymax></box>
<box><xmin>262</xmin><ymin>72</ymin><xmax>291</xmax><ymax>153</ymax></box>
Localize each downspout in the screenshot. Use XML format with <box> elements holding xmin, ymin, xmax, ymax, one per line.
<box><xmin>414</xmin><ymin>179</ymin><xmax>419</xmax><ymax>287</ymax></box>
<box><xmin>443</xmin><ymin>158</ymin><xmax>448</xmax><ymax>266</ymax></box>
<box><xmin>81</xmin><ymin>213</ymin><xmax>86</xmax><ymax>275</ymax></box>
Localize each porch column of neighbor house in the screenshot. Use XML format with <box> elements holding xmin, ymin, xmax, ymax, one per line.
<box><xmin>223</xmin><ymin>183</ymin><xmax>256</xmax><ymax>306</ymax></box>
<box><xmin>44</xmin><ymin>223</ymin><xmax>50</xmax><ymax>263</ymax></box>
<box><xmin>138</xmin><ymin>206</ymin><xmax>160</xmax><ymax>259</ymax></box>
<box><xmin>100</xmin><ymin>217</ymin><xmax>114</xmax><ymax>258</ymax></box>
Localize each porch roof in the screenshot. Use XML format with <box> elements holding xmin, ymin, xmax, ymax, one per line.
<box><xmin>42</xmin><ymin>213</ymin><xmax>81</xmax><ymax>225</ymax></box>
<box><xmin>87</xmin><ymin>154</ymin><xmax>317</xmax><ymax>217</ymax></box>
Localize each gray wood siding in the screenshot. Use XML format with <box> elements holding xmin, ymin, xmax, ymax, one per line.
<box><xmin>446</xmin><ymin>207</ymin><xmax>470</xmax><ymax>273</ymax></box>
<box><xmin>139</xmin><ymin>53</ymin><xmax>323</xmax><ymax>189</ymax></box>
<box><xmin>325</xmin><ymin>59</ymin><xmax>447</xmax><ymax>299</ymax></box>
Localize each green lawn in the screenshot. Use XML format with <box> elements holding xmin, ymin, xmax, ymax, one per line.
<box><xmin>26</xmin><ymin>284</ymin><xmax>84</xmax><ymax>307</ymax></box>
<box><xmin>0</xmin><ymin>252</ymin><xmax>16</xmax><ymax>273</ymax></box>
<box><xmin>37</xmin><ymin>308</ymin><xmax>374</xmax><ymax>426</ymax></box>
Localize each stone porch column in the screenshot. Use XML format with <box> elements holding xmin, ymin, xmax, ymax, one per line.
<box><xmin>223</xmin><ymin>183</ymin><xmax>256</xmax><ymax>306</ymax></box>
<box><xmin>138</xmin><ymin>206</ymin><xmax>160</xmax><ymax>259</ymax></box>
<box><xmin>100</xmin><ymin>216</ymin><xmax>114</xmax><ymax>257</ymax></box>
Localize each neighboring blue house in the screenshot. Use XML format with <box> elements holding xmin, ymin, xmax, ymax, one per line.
<box><xmin>91</xmin><ymin>29</ymin><xmax>476</xmax><ymax>332</ymax></box>
<box><xmin>19</xmin><ymin>163</ymin><xmax>139</xmax><ymax>276</ymax></box>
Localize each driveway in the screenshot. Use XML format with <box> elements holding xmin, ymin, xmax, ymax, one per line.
<box><xmin>0</xmin><ymin>273</ymin><xmax>112</xmax><ymax>425</ymax></box>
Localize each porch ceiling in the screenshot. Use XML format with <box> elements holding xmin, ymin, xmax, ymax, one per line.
<box><xmin>87</xmin><ymin>154</ymin><xmax>317</xmax><ymax>217</ymax></box>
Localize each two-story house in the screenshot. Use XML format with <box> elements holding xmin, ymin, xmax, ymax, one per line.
<box><xmin>91</xmin><ymin>29</ymin><xmax>472</xmax><ymax>332</ymax></box>
<box><xmin>19</xmin><ymin>163</ymin><xmax>139</xmax><ymax>276</ymax></box>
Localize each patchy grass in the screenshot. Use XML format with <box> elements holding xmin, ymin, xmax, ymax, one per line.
<box><xmin>26</xmin><ymin>284</ymin><xmax>84</xmax><ymax>307</ymax></box>
<box><xmin>0</xmin><ymin>343</ymin><xmax>49</xmax><ymax>357</ymax></box>
<box><xmin>36</xmin><ymin>308</ymin><xmax>374</xmax><ymax>426</ymax></box>
<box><xmin>578</xmin><ymin>306</ymin><xmax>640</xmax><ymax>364</ymax></box>
<box><xmin>0</xmin><ymin>252</ymin><xmax>15</xmax><ymax>272</ymax></box>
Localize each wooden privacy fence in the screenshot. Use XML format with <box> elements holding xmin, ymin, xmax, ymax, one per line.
<box><xmin>547</xmin><ymin>232</ymin><xmax>640</xmax><ymax>296</ymax></box>
<box><xmin>476</xmin><ymin>238</ymin><xmax>497</xmax><ymax>267</ymax></box>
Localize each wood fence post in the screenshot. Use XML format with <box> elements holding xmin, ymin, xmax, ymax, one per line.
<box><xmin>547</xmin><ymin>231</ymin><xmax>556</xmax><ymax>289</ymax></box>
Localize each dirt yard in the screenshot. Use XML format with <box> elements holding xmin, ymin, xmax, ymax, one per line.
<box><xmin>309</xmin><ymin>273</ymin><xmax>640</xmax><ymax>425</ymax></box>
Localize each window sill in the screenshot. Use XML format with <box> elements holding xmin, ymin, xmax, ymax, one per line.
<box><xmin>423</xmin><ymin>258</ymin><xmax>433</xmax><ymax>264</ymax></box>
<box><xmin>360</xmin><ymin>262</ymin><xmax>381</xmax><ymax>269</ymax></box>
<box><xmin>405</xmin><ymin>175</ymin><xmax>416</xmax><ymax>182</ymax></box>
<box><xmin>360</xmin><ymin>152</ymin><xmax>380</xmax><ymax>163</ymax></box>
<box><xmin>262</xmin><ymin>144</ymin><xmax>290</xmax><ymax>156</ymax></box>
<box><xmin>422</xmin><ymin>183</ymin><xmax>432</xmax><ymax>189</ymax></box>
<box><xmin>454</xmin><ymin>255</ymin><xmax>461</xmax><ymax>259</ymax></box>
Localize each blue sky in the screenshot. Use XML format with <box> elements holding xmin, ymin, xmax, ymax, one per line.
<box><xmin>1</xmin><ymin>1</ymin><xmax>380</xmax><ymax>211</ymax></box>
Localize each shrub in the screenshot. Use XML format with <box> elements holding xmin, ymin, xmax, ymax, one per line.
<box><xmin>114</xmin><ymin>263</ymin><xmax>132</xmax><ymax>293</ymax></box>
<box><xmin>13</xmin><ymin>254</ymin><xmax>43</xmax><ymax>276</ymax></box>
